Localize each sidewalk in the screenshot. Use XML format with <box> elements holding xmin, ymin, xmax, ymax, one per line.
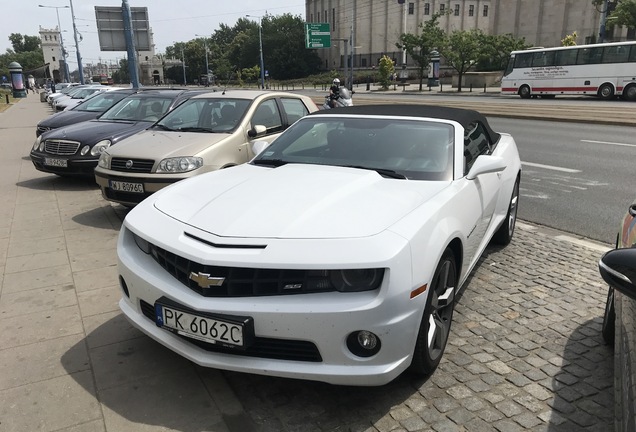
<box><xmin>0</xmin><ymin>95</ymin><xmax>248</xmax><ymax>432</ymax></box>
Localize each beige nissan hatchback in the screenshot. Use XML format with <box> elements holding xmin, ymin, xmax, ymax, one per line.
<box><xmin>95</xmin><ymin>90</ymin><xmax>318</xmax><ymax>206</ymax></box>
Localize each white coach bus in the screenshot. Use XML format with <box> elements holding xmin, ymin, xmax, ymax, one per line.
<box><xmin>501</xmin><ymin>41</ymin><xmax>636</xmax><ymax>100</ymax></box>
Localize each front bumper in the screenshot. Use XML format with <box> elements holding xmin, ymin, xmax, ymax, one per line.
<box><xmin>117</xmin><ymin>214</ymin><xmax>425</xmax><ymax>386</ymax></box>
<box><xmin>30</xmin><ymin>152</ymin><xmax>99</xmax><ymax>177</ymax></box>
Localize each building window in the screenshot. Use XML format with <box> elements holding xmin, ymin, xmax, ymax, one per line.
<box><xmin>469</xmin><ymin>5</ymin><xmax>474</xmax><ymax>16</ymax></box>
<box><xmin>52</xmin><ymin>56</ymin><xmax>56</xmax><ymax>62</ymax></box>
<box><xmin>44</xmin><ymin>35</ymin><xmax>48</xmax><ymax>41</ymax></box>
<box><xmin>454</xmin><ymin>4</ymin><xmax>460</xmax><ymax>15</ymax></box>
<box><xmin>325</xmin><ymin>10</ymin><xmax>327</xmax><ymax>22</ymax></box>
<box><xmin>483</xmin><ymin>5</ymin><xmax>489</xmax><ymax>16</ymax></box>
<box><xmin>310</xmin><ymin>13</ymin><xmax>313</xmax><ymax>22</ymax></box>
<box><xmin>408</xmin><ymin>2</ymin><xmax>414</xmax><ymax>14</ymax></box>
<box><xmin>424</xmin><ymin>3</ymin><xmax>430</xmax><ymax>15</ymax></box>
<box><xmin>440</xmin><ymin>4</ymin><xmax>445</xmax><ymax>13</ymax></box>
<box><xmin>54</xmin><ymin>35</ymin><xmax>57</xmax><ymax>41</ymax></box>
<box><xmin>332</xmin><ymin>8</ymin><xmax>336</xmax><ymax>30</ymax></box>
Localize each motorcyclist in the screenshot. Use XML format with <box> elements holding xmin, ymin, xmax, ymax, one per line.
<box><xmin>328</xmin><ymin>78</ymin><xmax>341</xmax><ymax>108</ymax></box>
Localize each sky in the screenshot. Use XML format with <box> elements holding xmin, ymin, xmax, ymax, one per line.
<box><xmin>3</xmin><ymin>1</ymin><xmax>305</xmax><ymax>70</ymax></box>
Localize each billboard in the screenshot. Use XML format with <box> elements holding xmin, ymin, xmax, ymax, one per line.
<box><xmin>95</xmin><ymin>6</ymin><xmax>151</xmax><ymax>51</ymax></box>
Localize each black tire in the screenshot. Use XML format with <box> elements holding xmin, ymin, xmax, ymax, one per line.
<box><xmin>622</xmin><ymin>84</ymin><xmax>636</xmax><ymax>101</ymax></box>
<box><xmin>598</xmin><ymin>83</ymin><xmax>615</xmax><ymax>100</ymax></box>
<box><xmin>602</xmin><ymin>287</ymin><xmax>615</xmax><ymax>345</ymax></box>
<box><xmin>410</xmin><ymin>249</ymin><xmax>457</xmax><ymax>375</ymax></box>
<box><xmin>493</xmin><ymin>178</ymin><xmax>520</xmax><ymax>245</ymax></box>
<box><xmin>519</xmin><ymin>85</ymin><xmax>531</xmax><ymax>99</ymax></box>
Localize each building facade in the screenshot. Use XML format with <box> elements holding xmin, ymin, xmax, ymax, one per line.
<box><xmin>305</xmin><ymin>0</ymin><xmax>618</xmax><ymax>72</ymax></box>
<box><xmin>39</xmin><ymin>26</ymin><xmax>67</xmax><ymax>82</ymax></box>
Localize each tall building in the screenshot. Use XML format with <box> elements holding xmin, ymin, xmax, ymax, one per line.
<box><xmin>39</xmin><ymin>26</ymin><xmax>67</xmax><ymax>82</ymax></box>
<box><xmin>305</xmin><ymin>0</ymin><xmax>628</xmax><ymax>71</ymax></box>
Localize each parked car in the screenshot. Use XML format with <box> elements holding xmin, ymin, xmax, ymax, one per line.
<box><xmin>599</xmin><ymin>199</ymin><xmax>636</xmax><ymax>431</ymax></box>
<box><xmin>36</xmin><ymin>88</ymin><xmax>144</xmax><ymax>137</ymax></box>
<box><xmin>45</xmin><ymin>83</ymin><xmax>80</xmax><ymax>104</ymax></box>
<box><xmin>52</xmin><ymin>86</ymin><xmax>111</xmax><ymax>111</ymax></box>
<box><xmin>95</xmin><ymin>90</ymin><xmax>318</xmax><ymax>206</ymax></box>
<box><xmin>30</xmin><ymin>89</ymin><xmax>204</xmax><ymax>177</ymax></box>
<box><xmin>115</xmin><ymin>105</ymin><xmax>521</xmax><ymax>385</ymax></box>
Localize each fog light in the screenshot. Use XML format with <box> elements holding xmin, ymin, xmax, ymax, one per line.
<box><xmin>347</xmin><ymin>330</ymin><xmax>381</xmax><ymax>358</ymax></box>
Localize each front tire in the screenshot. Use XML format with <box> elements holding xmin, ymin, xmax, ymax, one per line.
<box><xmin>493</xmin><ymin>178</ymin><xmax>520</xmax><ymax>245</ymax></box>
<box><xmin>410</xmin><ymin>249</ymin><xmax>457</xmax><ymax>375</ymax></box>
<box><xmin>519</xmin><ymin>85</ymin><xmax>531</xmax><ymax>99</ymax></box>
<box><xmin>622</xmin><ymin>84</ymin><xmax>636</xmax><ymax>101</ymax></box>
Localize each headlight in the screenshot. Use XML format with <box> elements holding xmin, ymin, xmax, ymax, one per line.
<box><xmin>98</xmin><ymin>152</ymin><xmax>111</xmax><ymax>169</ymax></box>
<box><xmin>131</xmin><ymin>230</ymin><xmax>151</xmax><ymax>254</ymax></box>
<box><xmin>329</xmin><ymin>269</ymin><xmax>384</xmax><ymax>292</ymax></box>
<box><xmin>91</xmin><ymin>140</ymin><xmax>111</xmax><ymax>157</ymax></box>
<box><xmin>156</xmin><ymin>157</ymin><xmax>203</xmax><ymax>173</ymax></box>
<box><xmin>39</xmin><ymin>140</ymin><xmax>45</xmax><ymax>152</ymax></box>
<box><xmin>32</xmin><ymin>136</ymin><xmax>41</xmax><ymax>151</ymax></box>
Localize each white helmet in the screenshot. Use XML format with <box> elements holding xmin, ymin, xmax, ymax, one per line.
<box><xmin>333</xmin><ymin>78</ymin><xmax>340</xmax><ymax>86</ymax></box>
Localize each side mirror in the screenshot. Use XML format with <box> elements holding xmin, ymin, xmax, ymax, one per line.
<box><xmin>248</xmin><ymin>124</ymin><xmax>267</xmax><ymax>138</ymax></box>
<box><xmin>466</xmin><ymin>155</ymin><xmax>506</xmax><ymax>180</ymax></box>
<box><xmin>599</xmin><ymin>248</ymin><xmax>636</xmax><ymax>301</ymax></box>
<box><xmin>251</xmin><ymin>139</ymin><xmax>270</xmax><ymax>156</ymax></box>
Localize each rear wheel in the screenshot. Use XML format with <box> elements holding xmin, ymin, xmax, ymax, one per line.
<box><xmin>493</xmin><ymin>178</ymin><xmax>520</xmax><ymax>245</ymax></box>
<box><xmin>519</xmin><ymin>85</ymin><xmax>531</xmax><ymax>99</ymax></box>
<box><xmin>410</xmin><ymin>249</ymin><xmax>457</xmax><ymax>375</ymax></box>
<box><xmin>622</xmin><ymin>84</ymin><xmax>636</xmax><ymax>101</ymax></box>
<box><xmin>598</xmin><ymin>83</ymin><xmax>615</xmax><ymax>100</ymax></box>
<box><xmin>602</xmin><ymin>287</ymin><xmax>615</xmax><ymax>345</ymax></box>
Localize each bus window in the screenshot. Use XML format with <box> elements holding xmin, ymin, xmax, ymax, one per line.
<box><xmin>629</xmin><ymin>45</ymin><xmax>636</xmax><ymax>62</ymax></box>
<box><xmin>503</xmin><ymin>56</ymin><xmax>514</xmax><ymax>77</ymax></box>
<box><xmin>555</xmin><ymin>49</ymin><xmax>577</xmax><ymax>66</ymax></box>
<box><xmin>532</xmin><ymin>51</ymin><xmax>555</xmax><ymax>67</ymax></box>
<box><xmin>514</xmin><ymin>53</ymin><xmax>532</xmax><ymax>68</ymax></box>
<box><xmin>577</xmin><ymin>47</ymin><xmax>603</xmax><ymax>65</ymax></box>
<box><xmin>603</xmin><ymin>45</ymin><xmax>629</xmax><ymax>63</ymax></box>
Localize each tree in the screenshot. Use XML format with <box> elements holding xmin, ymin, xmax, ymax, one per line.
<box><xmin>561</xmin><ymin>31</ymin><xmax>578</xmax><ymax>46</ymax></box>
<box><xmin>607</xmin><ymin>0</ymin><xmax>636</xmax><ymax>28</ymax></box>
<box><xmin>396</xmin><ymin>12</ymin><xmax>446</xmax><ymax>91</ymax></box>
<box><xmin>8</xmin><ymin>34</ymin><xmax>41</xmax><ymax>53</ymax></box>
<box><xmin>378</xmin><ymin>55</ymin><xmax>395</xmax><ymax>90</ymax></box>
<box><xmin>439</xmin><ymin>29</ymin><xmax>484</xmax><ymax>92</ymax></box>
<box><xmin>476</xmin><ymin>33</ymin><xmax>530</xmax><ymax>71</ymax></box>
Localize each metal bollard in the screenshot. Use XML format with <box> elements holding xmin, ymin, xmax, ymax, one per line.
<box><xmin>484</xmin><ymin>83</ymin><xmax>487</xmax><ymax>93</ymax></box>
<box><xmin>470</xmin><ymin>84</ymin><xmax>473</xmax><ymax>92</ymax></box>
<box><xmin>5</xmin><ymin>94</ymin><xmax>9</xmax><ymax>104</ymax></box>
<box><xmin>440</xmin><ymin>82</ymin><xmax>443</xmax><ymax>92</ymax></box>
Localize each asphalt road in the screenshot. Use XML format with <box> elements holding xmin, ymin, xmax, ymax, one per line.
<box><xmin>488</xmin><ymin>117</ymin><xmax>635</xmax><ymax>244</ymax></box>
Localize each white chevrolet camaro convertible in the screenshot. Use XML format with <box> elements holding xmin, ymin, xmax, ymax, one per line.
<box><xmin>117</xmin><ymin>105</ymin><xmax>521</xmax><ymax>386</ymax></box>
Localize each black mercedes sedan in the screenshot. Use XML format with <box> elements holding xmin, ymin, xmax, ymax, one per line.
<box><xmin>30</xmin><ymin>89</ymin><xmax>204</xmax><ymax>177</ymax></box>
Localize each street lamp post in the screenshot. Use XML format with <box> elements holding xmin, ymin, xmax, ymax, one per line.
<box><xmin>195</xmin><ymin>34</ymin><xmax>210</xmax><ymax>86</ymax></box>
<box><xmin>246</xmin><ymin>15</ymin><xmax>265</xmax><ymax>89</ymax></box>
<box><xmin>68</xmin><ymin>0</ymin><xmax>84</xmax><ymax>84</ymax></box>
<box><xmin>38</xmin><ymin>4</ymin><xmax>71</xmax><ymax>83</ymax></box>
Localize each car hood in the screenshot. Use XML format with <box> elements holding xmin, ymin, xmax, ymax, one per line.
<box><xmin>107</xmin><ymin>130</ymin><xmax>231</xmax><ymax>159</ymax></box>
<box><xmin>38</xmin><ymin>111</ymin><xmax>99</xmax><ymax>129</ymax></box>
<box><xmin>152</xmin><ymin>163</ymin><xmax>450</xmax><ymax>239</ymax></box>
<box><xmin>41</xmin><ymin>119</ymin><xmax>152</xmax><ymax>144</ymax></box>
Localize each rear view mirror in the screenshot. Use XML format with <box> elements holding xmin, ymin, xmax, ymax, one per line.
<box><xmin>466</xmin><ymin>155</ymin><xmax>506</xmax><ymax>180</ymax></box>
<box><xmin>248</xmin><ymin>124</ymin><xmax>267</xmax><ymax>138</ymax></box>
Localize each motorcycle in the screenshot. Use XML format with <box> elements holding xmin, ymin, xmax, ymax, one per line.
<box><xmin>322</xmin><ymin>87</ymin><xmax>354</xmax><ymax>110</ymax></box>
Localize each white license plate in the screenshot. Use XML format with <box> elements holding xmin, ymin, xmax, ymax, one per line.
<box><xmin>44</xmin><ymin>158</ymin><xmax>67</xmax><ymax>167</ymax></box>
<box><xmin>156</xmin><ymin>304</ymin><xmax>245</xmax><ymax>347</ymax></box>
<box><xmin>109</xmin><ymin>180</ymin><xmax>144</xmax><ymax>193</ymax></box>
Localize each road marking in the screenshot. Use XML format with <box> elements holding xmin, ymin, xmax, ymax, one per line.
<box><xmin>581</xmin><ymin>139</ymin><xmax>636</xmax><ymax>148</ymax></box>
<box><xmin>521</xmin><ymin>162</ymin><xmax>581</xmax><ymax>173</ymax></box>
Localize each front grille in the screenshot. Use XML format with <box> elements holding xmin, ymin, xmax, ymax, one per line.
<box><xmin>150</xmin><ymin>244</ymin><xmax>336</xmax><ymax>297</ymax></box>
<box><xmin>44</xmin><ymin>139</ymin><xmax>80</xmax><ymax>155</ymax></box>
<box><xmin>111</xmin><ymin>158</ymin><xmax>155</xmax><ymax>173</ymax></box>
<box><xmin>139</xmin><ymin>300</ymin><xmax>322</xmax><ymax>362</ymax></box>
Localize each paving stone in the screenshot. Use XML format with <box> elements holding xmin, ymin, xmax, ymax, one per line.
<box><xmin>494</xmin><ymin>400</ymin><xmax>523</xmax><ymax>418</ymax></box>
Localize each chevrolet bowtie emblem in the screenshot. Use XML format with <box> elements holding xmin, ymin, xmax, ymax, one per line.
<box><xmin>189</xmin><ymin>272</ymin><xmax>225</xmax><ymax>289</ymax></box>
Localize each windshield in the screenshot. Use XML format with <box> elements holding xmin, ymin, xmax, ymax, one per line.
<box><xmin>252</xmin><ymin>116</ymin><xmax>455</xmax><ymax>181</ymax></box>
<box><xmin>155</xmin><ymin>98</ymin><xmax>251</xmax><ymax>133</ymax></box>
<box><xmin>74</xmin><ymin>91</ymin><xmax>130</xmax><ymax>112</ymax></box>
<box><xmin>70</xmin><ymin>88</ymin><xmax>103</xmax><ymax>99</ymax></box>
<box><xmin>99</xmin><ymin>96</ymin><xmax>175</xmax><ymax>122</ymax></box>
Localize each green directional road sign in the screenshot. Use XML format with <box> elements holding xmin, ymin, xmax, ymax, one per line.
<box><xmin>305</xmin><ymin>23</ymin><xmax>331</xmax><ymax>48</ymax></box>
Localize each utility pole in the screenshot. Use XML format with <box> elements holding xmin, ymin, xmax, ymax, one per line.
<box><xmin>599</xmin><ymin>0</ymin><xmax>610</xmax><ymax>43</ymax></box>
<box><xmin>122</xmin><ymin>0</ymin><xmax>140</xmax><ymax>88</ymax></box>
<box><xmin>68</xmin><ymin>0</ymin><xmax>84</xmax><ymax>84</ymax></box>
